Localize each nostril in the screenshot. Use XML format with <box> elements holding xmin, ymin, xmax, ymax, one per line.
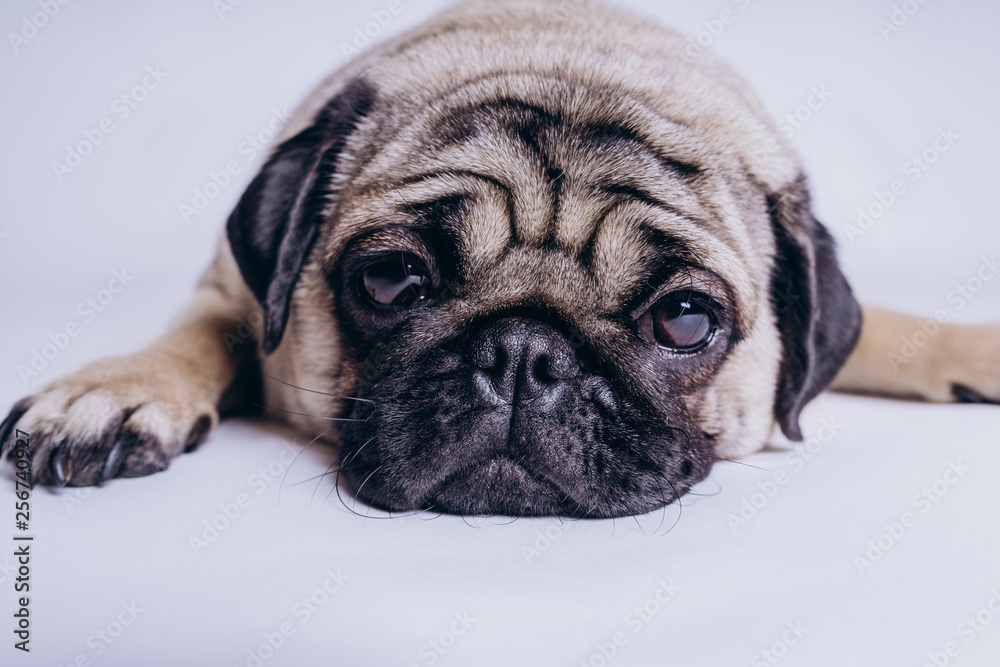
<box><xmin>493</xmin><ymin>347</ymin><xmax>509</xmax><ymax>374</ymax></box>
<box><xmin>680</xmin><ymin>459</ymin><xmax>694</xmax><ymax>477</ymax></box>
<box><xmin>483</xmin><ymin>347</ymin><xmax>509</xmax><ymax>381</ymax></box>
<box><xmin>531</xmin><ymin>354</ymin><xmax>553</xmax><ymax>384</ymax></box>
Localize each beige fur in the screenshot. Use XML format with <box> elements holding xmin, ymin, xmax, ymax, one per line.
<box><xmin>832</xmin><ymin>305</ymin><xmax>1000</xmax><ymax>403</ymax></box>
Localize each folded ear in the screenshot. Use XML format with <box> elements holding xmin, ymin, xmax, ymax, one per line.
<box><xmin>768</xmin><ymin>176</ymin><xmax>862</xmax><ymax>440</ymax></box>
<box><xmin>226</xmin><ymin>77</ymin><xmax>375</xmax><ymax>355</ymax></box>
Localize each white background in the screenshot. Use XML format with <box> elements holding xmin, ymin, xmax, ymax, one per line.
<box><xmin>1</xmin><ymin>0</ymin><xmax>999</xmax><ymax>665</ymax></box>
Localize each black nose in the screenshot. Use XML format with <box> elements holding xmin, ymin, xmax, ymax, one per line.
<box><xmin>469</xmin><ymin>318</ymin><xmax>580</xmax><ymax>403</ymax></box>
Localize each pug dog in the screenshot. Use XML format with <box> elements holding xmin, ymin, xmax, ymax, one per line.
<box><xmin>3</xmin><ymin>0</ymin><xmax>999</xmax><ymax>518</ymax></box>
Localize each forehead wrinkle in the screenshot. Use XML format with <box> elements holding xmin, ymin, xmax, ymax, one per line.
<box><xmin>418</xmin><ymin>132</ymin><xmax>554</xmax><ymax>246</ymax></box>
<box><xmin>542</xmin><ymin>130</ymin><xmax>707</xmax><ymax>254</ymax></box>
<box><xmin>550</xmin><ymin>178</ymin><xmax>600</xmax><ymax>257</ymax></box>
<box><xmin>588</xmin><ymin>205</ymin><xmax>660</xmax><ymax>303</ymax></box>
<box><xmin>348</xmin><ymin>73</ymin><xmax>722</xmax><ymax>243</ymax></box>
<box><xmin>462</xmin><ymin>245</ymin><xmax>602</xmax><ymax>318</ymax></box>
<box><xmin>323</xmin><ymin>171</ymin><xmax>503</xmax><ymax>268</ymax></box>
<box><xmin>637</xmin><ymin>204</ymin><xmax>755</xmax><ymax>320</ymax></box>
<box><xmin>335</xmin><ymin>80</ymin><xmax>755</xmax><ymax>313</ymax></box>
<box><xmin>457</xmin><ymin>183</ymin><xmax>516</xmax><ymax>273</ymax></box>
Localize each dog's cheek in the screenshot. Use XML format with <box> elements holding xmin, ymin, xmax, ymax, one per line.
<box><xmin>337</xmin><ymin>350</ymin><xmax>491</xmax><ymax>508</ymax></box>
<box><xmin>254</xmin><ymin>264</ymin><xmax>359</xmax><ymax>438</ymax></box>
<box><xmin>695</xmin><ymin>312</ymin><xmax>785</xmax><ymax>460</ymax></box>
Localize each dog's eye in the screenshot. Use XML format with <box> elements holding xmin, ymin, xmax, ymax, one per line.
<box><xmin>638</xmin><ymin>297</ymin><xmax>716</xmax><ymax>352</ymax></box>
<box><xmin>360</xmin><ymin>256</ymin><xmax>431</xmax><ymax>309</ymax></box>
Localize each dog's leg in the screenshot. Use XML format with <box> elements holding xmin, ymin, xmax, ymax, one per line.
<box><xmin>830</xmin><ymin>304</ymin><xmax>1000</xmax><ymax>404</ymax></box>
<box><xmin>0</xmin><ymin>240</ymin><xmax>259</xmax><ymax>486</ymax></box>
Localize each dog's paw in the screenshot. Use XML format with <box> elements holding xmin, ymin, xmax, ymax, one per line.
<box><xmin>943</xmin><ymin>323</ymin><xmax>1000</xmax><ymax>405</ymax></box>
<box><xmin>0</xmin><ymin>354</ymin><xmax>217</xmax><ymax>486</ymax></box>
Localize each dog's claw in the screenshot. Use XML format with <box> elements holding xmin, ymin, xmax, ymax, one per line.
<box><xmin>953</xmin><ymin>383</ymin><xmax>1000</xmax><ymax>405</ymax></box>
<box><xmin>0</xmin><ymin>399</ymin><xmax>32</xmax><ymax>458</ymax></box>
<box><xmin>49</xmin><ymin>444</ymin><xmax>69</xmax><ymax>486</ymax></box>
<box><xmin>185</xmin><ymin>415</ymin><xmax>212</xmax><ymax>453</ymax></box>
<box><xmin>98</xmin><ymin>435</ymin><xmax>131</xmax><ymax>485</ymax></box>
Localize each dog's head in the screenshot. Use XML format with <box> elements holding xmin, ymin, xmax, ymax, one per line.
<box><xmin>226</xmin><ymin>1</ymin><xmax>860</xmax><ymax>517</ymax></box>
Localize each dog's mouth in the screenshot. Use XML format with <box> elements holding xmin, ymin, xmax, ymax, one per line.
<box><xmin>418</xmin><ymin>455</ymin><xmax>580</xmax><ymax>516</ymax></box>
<box><xmin>338</xmin><ymin>428</ymin><xmax>705</xmax><ymax>519</ymax></box>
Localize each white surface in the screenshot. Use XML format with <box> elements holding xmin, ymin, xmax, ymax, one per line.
<box><xmin>1</xmin><ymin>1</ymin><xmax>999</xmax><ymax>665</ymax></box>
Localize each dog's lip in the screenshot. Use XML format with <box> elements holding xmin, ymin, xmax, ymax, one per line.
<box><xmin>420</xmin><ymin>454</ymin><xmax>579</xmax><ymax>511</ymax></box>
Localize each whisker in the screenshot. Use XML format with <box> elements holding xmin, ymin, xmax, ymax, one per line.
<box><xmin>341</xmin><ymin>436</ymin><xmax>376</xmax><ymax>471</ymax></box>
<box><xmin>658</xmin><ymin>474</ymin><xmax>683</xmax><ymax>535</ymax></box>
<box><xmin>285</xmin><ymin>468</ymin><xmax>339</xmax><ymax>488</ymax></box>
<box><xmin>391</xmin><ymin>183</ymin><xmax>429</xmax><ymax>223</ymax></box>
<box><xmin>264</xmin><ymin>374</ymin><xmax>374</xmax><ymax>403</ymax></box>
<box><xmin>278</xmin><ymin>425</ymin><xmax>335</xmax><ymax>503</ymax></box>
<box><xmin>324</xmin><ymin>437</ymin><xmax>374</xmax><ymax>503</ymax></box>
<box><xmin>684</xmin><ymin>473</ymin><xmax>723</xmax><ymax>498</ymax></box>
<box><xmin>253</xmin><ymin>404</ymin><xmax>367</xmax><ymax>422</ymax></box>
<box><xmin>334</xmin><ymin>468</ymin><xmax>374</xmax><ymax>519</ymax></box>
<box><xmin>352</xmin><ymin>465</ymin><xmax>384</xmax><ymax>508</ymax></box>
<box><xmin>417</xmin><ymin>506</ymin><xmax>445</xmax><ymax>521</ymax></box>
<box><xmin>702</xmin><ymin>454</ymin><xmax>773</xmax><ymax>472</ymax></box>
<box><xmin>311</xmin><ymin>459</ymin><xmax>340</xmax><ymax>507</ymax></box>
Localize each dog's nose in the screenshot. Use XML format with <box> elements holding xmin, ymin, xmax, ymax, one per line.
<box><xmin>470</xmin><ymin>318</ymin><xmax>579</xmax><ymax>403</ymax></box>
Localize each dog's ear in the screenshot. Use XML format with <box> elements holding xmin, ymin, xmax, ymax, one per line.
<box><xmin>227</xmin><ymin>78</ymin><xmax>375</xmax><ymax>355</ymax></box>
<box><xmin>768</xmin><ymin>176</ymin><xmax>862</xmax><ymax>440</ymax></box>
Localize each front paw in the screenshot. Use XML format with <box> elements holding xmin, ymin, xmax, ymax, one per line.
<box><xmin>945</xmin><ymin>322</ymin><xmax>1000</xmax><ymax>406</ymax></box>
<box><xmin>0</xmin><ymin>355</ymin><xmax>216</xmax><ymax>486</ymax></box>
<box><xmin>952</xmin><ymin>384</ymin><xmax>1000</xmax><ymax>405</ymax></box>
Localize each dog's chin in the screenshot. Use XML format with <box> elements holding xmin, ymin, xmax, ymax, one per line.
<box><xmin>340</xmin><ymin>451</ymin><xmax>700</xmax><ymax>519</ymax></box>
<box><xmin>420</xmin><ymin>456</ymin><xmax>577</xmax><ymax>516</ymax></box>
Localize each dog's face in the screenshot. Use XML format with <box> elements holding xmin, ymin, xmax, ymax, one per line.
<box><xmin>226</xmin><ymin>1</ymin><xmax>861</xmax><ymax>518</ymax></box>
